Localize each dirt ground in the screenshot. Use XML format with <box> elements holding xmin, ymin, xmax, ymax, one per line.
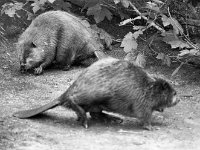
<box><xmin>1</xmin><ymin>39</ymin><xmax>200</xmax><ymax>150</ymax></box>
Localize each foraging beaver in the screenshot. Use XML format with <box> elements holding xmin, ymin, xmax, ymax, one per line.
<box><xmin>13</xmin><ymin>57</ymin><xmax>179</xmax><ymax>130</ymax></box>
<box><xmin>18</xmin><ymin>10</ymin><xmax>105</xmax><ymax>75</ymax></box>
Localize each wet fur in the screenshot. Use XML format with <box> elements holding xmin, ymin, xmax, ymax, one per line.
<box><xmin>13</xmin><ymin>58</ymin><xmax>179</xmax><ymax>129</ymax></box>
<box><xmin>18</xmin><ymin>11</ymin><xmax>105</xmax><ymax>74</ymax></box>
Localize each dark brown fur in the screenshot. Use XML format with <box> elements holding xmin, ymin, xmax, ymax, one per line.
<box><xmin>13</xmin><ymin>58</ymin><xmax>179</xmax><ymax>130</ymax></box>
<box><xmin>17</xmin><ymin>10</ymin><xmax>105</xmax><ymax>75</ymax></box>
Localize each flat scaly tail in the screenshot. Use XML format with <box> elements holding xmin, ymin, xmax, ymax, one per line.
<box><xmin>13</xmin><ymin>99</ymin><xmax>61</xmax><ymax>119</ymax></box>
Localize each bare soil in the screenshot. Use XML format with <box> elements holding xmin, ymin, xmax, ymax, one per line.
<box><xmin>1</xmin><ymin>39</ymin><xmax>200</xmax><ymax>150</ymax></box>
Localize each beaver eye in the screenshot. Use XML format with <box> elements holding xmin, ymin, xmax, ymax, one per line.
<box><xmin>31</xmin><ymin>42</ymin><xmax>36</xmax><ymax>48</ymax></box>
<box><xmin>173</xmin><ymin>91</ymin><xmax>177</xmax><ymax>96</ymax></box>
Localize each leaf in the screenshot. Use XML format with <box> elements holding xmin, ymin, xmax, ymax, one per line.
<box><xmin>121</xmin><ymin>0</ymin><xmax>130</xmax><ymax>8</ymax></box>
<box><xmin>32</xmin><ymin>3</ymin><xmax>41</xmax><ymax>13</ymax></box>
<box><xmin>178</xmin><ymin>50</ymin><xmax>190</xmax><ymax>57</ymax></box>
<box><xmin>146</xmin><ymin>2</ymin><xmax>160</xmax><ymax>12</ymax></box>
<box><xmin>178</xmin><ymin>49</ymin><xmax>198</xmax><ymax>57</ymax></box>
<box><xmin>60</xmin><ymin>2</ymin><xmax>72</xmax><ymax>11</ymax></box>
<box><xmin>114</xmin><ymin>0</ymin><xmax>120</xmax><ymax>4</ymax></box>
<box><xmin>164</xmin><ymin>55</ymin><xmax>171</xmax><ymax>66</ymax></box>
<box><xmin>120</xmin><ymin>32</ymin><xmax>138</xmax><ymax>53</ymax></box>
<box><xmin>31</xmin><ymin>1</ymin><xmax>41</xmax><ymax>13</ymax></box>
<box><xmin>161</xmin><ymin>14</ymin><xmax>183</xmax><ymax>35</ymax></box>
<box><xmin>118</xmin><ymin>10</ymin><xmax>130</xmax><ymax>20</ymax></box>
<box><xmin>152</xmin><ymin>0</ymin><xmax>164</xmax><ymax>4</ymax></box>
<box><xmin>53</xmin><ymin>0</ymin><xmax>71</xmax><ymax>11</ymax></box>
<box><xmin>156</xmin><ymin>53</ymin><xmax>164</xmax><ymax>60</ymax></box>
<box><xmin>124</xmin><ymin>51</ymin><xmax>137</xmax><ymax>62</ymax></box>
<box><xmin>1</xmin><ymin>2</ymin><xmax>23</xmax><ymax>17</ymax></box>
<box><xmin>132</xmin><ymin>30</ymin><xmax>143</xmax><ymax>39</ymax></box>
<box><xmin>162</xmin><ymin>31</ymin><xmax>191</xmax><ymax>49</ymax></box>
<box><xmin>156</xmin><ymin>53</ymin><xmax>171</xmax><ymax>66</ymax></box>
<box><xmin>135</xmin><ymin>53</ymin><xmax>146</xmax><ymax>68</ymax></box>
<box><xmin>27</xmin><ymin>12</ymin><xmax>34</xmax><ymax>20</ymax></box>
<box><xmin>48</xmin><ymin>0</ymin><xmax>56</xmax><ymax>3</ymax></box>
<box><xmin>114</xmin><ymin>0</ymin><xmax>130</xmax><ymax>7</ymax></box>
<box><xmin>87</xmin><ymin>4</ymin><xmax>112</xmax><ymax>23</ymax></box>
<box><xmin>31</xmin><ymin>0</ymin><xmax>49</xmax><ymax>13</ymax></box>
<box><xmin>82</xmin><ymin>0</ymin><xmax>99</xmax><ymax>10</ymax></box>
<box><xmin>39</xmin><ymin>0</ymin><xmax>47</xmax><ymax>5</ymax></box>
<box><xmin>161</xmin><ymin>14</ymin><xmax>171</xmax><ymax>27</ymax></box>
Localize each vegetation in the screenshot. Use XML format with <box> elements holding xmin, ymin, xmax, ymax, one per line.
<box><xmin>1</xmin><ymin>0</ymin><xmax>200</xmax><ymax>75</ymax></box>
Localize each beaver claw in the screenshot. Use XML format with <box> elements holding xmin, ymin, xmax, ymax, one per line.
<box><xmin>34</xmin><ymin>66</ymin><xmax>43</xmax><ymax>75</ymax></box>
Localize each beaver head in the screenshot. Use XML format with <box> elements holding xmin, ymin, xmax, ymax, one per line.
<box><xmin>150</xmin><ymin>78</ymin><xmax>179</xmax><ymax>112</ymax></box>
<box><xmin>19</xmin><ymin>42</ymin><xmax>44</xmax><ymax>73</ymax></box>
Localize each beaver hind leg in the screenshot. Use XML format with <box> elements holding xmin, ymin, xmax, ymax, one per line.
<box><xmin>63</xmin><ymin>100</ymin><xmax>88</xmax><ymax>128</ymax></box>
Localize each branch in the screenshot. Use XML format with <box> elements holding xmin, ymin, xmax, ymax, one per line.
<box><xmin>129</xmin><ymin>2</ymin><xmax>165</xmax><ymax>33</ymax></box>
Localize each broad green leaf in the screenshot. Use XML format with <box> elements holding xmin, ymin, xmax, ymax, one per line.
<box><xmin>27</xmin><ymin>12</ymin><xmax>34</xmax><ymax>20</ymax></box>
<box><xmin>1</xmin><ymin>2</ymin><xmax>23</xmax><ymax>17</ymax></box>
<box><xmin>39</xmin><ymin>0</ymin><xmax>47</xmax><ymax>5</ymax></box>
<box><xmin>146</xmin><ymin>2</ymin><xmax>160</xmax><ymax>12</ymax></box>
<box><xmin>161</xmin><ymin>14</ymin><xmax>171</xmax><ymax>27</ymax></box>
<box><xmin>114</xmin><ymin>0</ymin><xmax>130</xmax><ymax>7</ymax></box>
<box><xmin>32</xmin><ymin>3</ymin><xmax>41</xmax><ymax>13</ymax></box>
<box><xmin>120</xmin><ymin>32</ymin><xmax>138</xmax><ymax>53</ymax></box>
<box><xmin>135</xmin><ymin>53</ymin><xmax>146</xmax><ymax>68</ymax></box>
<box><xmin>152</xmin><ymin>0</ymin><xmax>164</xmax><ymax>4</ymax></box>
<box><xmin>87</xmin><ymin>4</ymin><xmax>112</xmax><ymax>23</ymax></box>
<box><xmin>156</xmin><ymin>52</ymin><xmax>165</xmax><ymax>60</ymax></box>
<box><xmin>114</xmin><ymin>0</ymin><xmax>120</xmax><ymax>4</ymax></box>
<box><xmin>132</xmin><ymin>30</ymin><xmax>143</xmax><ymax>39</ymax></box>
<box><xmin>178</xmin><ymin>50</ymin><xmax>190</xmax><ymax>57</ymax></box>
<box><xmin>156</xmin><ymin>53</ymin><xmax>171</xmax><ymax>66</ymax></box>
<box><xmin>164</xmin><ymin>55</ymin><xmax>171</xmax><ymax>66</ymax></box>
<box><xmin>162</xmin><ymin>31</ymin><xmax>190</xmax><ymax>49</ymax></box>
<box><xmin>48</xmin><ymin>0</ymin><xmax>56</xmax><ymax>3</ymax></box>
<box><xmin>118</xmin><ymin>10</ymin><xmax>129</xmax><ymax>20</ymax></box>
<box><xmin>121</xmin><ymin>0</ymin><xmax>130</xmax><ymax>8</ymax></box>
<box><xmin>83</xmin><ymin>0</ymin><xmax>99</xmax><ymax>9</ymax></box>
<box><xmin>178</xmin><ymin>49</ymin><xmax>198</xmax><ymax>57</ymax></box>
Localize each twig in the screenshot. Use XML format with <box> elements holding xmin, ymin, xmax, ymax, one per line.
<box><xmin>129</xmin><ymin>2</ymin><xmax>165</xmax><ymax>33</ymax></box>
<box><xmin>167</xmin><ymin>7</ymin><xmax>200</xmax><ymax>51</ymax></box>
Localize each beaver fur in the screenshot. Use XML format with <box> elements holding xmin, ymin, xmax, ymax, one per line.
<box><xmin>13</xmin><ymin>57</ymin><xmax>179</xmax><ymax>130</ymax></box>
<box><xmin>18</xmin><ymin>10</ymin><xmax>105</xmax><ymax>75</ymax></box>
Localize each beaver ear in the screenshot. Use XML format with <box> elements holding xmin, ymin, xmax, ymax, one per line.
<box><xmin>152</xmin><ymin>79</ymin><xmax>170</xmax><ymax>92</ymax></box>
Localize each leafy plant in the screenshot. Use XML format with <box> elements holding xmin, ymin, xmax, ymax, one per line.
<box><xmin>118</xmin><ymin>0</ymin><xmax>200</xmax><ymax>75</ymax></box>
<box><xmin>1</xmin><ymin>0</ymin><xmax>199</xmax><ymax>76</ymax></box>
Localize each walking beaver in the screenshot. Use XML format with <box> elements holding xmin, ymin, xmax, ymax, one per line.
<box><xmin>17</xmin><ymin>10</ymin><xmax>105</xmax><ymax>75</ymax></box>
<box><xmin>13</xmin><ymin>57</ymin><xmax>179</xmax><ymax>130</ymax></box>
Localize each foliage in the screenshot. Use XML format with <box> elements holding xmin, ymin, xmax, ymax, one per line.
<box><xmin>118</xmin><ymin>0</ymin><xmax>200</xmax><ymax>75</ymax></box>
<box><xmin>1</xmin><ymin>0</ymin><xmax>200</xmax><ymax>75</ymax></box>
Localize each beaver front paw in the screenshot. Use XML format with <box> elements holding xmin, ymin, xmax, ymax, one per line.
<box><xmin>34</xmin><ymin>66</ymin><xmax>43</xmax><ymax>75</ymax></box>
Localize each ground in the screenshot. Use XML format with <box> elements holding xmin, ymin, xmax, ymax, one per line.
<box><xmin>1</xmin><ymin>38</ymin><xmax>200</xmax><ymax>150</ymax></box>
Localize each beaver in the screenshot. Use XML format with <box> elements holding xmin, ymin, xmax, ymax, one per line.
<box><xmin>13</xmin><ymin>57</ymin><xmax>179</xmax><ymax>130</ymax></box>
<box><xmin>17</xmin><ymin>10</ymin><xmax>105</xmax><ymax>75</ymax></box>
